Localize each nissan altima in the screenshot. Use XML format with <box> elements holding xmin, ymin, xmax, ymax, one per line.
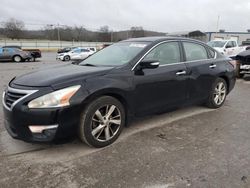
<box><xmin>2</xmin><ymin>37</ymin><xmax>236</xmax><ymax>147</ymax></box>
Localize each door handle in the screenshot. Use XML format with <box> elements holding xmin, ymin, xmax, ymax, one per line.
<box><xmin>209</xmin><ymin>64</ymin><xmax>217</xmax><ymax>69</ymax></box>
<box><xmin>176</xmin><ymin>70</ymin><xmax>186</xmax><ymax>76</ymax></box>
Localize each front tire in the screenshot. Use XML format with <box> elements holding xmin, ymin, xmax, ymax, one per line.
<box><xmin>206</xmin><ymin>78</ymin><xmax>227</xmax><ymax>108</ymax></box>
<box><xmin>78</xmin><ymin>96</ymin><xmax>125</xmax><ymax>148</ymax></box>
<box><xmin>63</xmin><ymin>55</ymin><xmax>70</xmax><ymax>61</ymax></box>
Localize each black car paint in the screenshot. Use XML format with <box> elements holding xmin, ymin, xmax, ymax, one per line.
<box><xmin>2</xmin><ymin>37</ymin><xmax>236</xmax><ymax>142</ymax></box>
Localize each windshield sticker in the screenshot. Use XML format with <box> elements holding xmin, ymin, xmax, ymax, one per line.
<box><xmin>129</xmin><ymin>43</ymin><xmax>147</xmax><ymax>48</ymax></box>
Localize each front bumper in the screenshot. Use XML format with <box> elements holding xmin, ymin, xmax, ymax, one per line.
<box><xmin>2</xmin><ymin>86</ymin><xmax>82</xmax><ymax>142</ymax></box>
<box><xmin>3</xmin><ymin>104</ymin><xmax>81</xmax><ymax>142</ymax></box>
<box><xmin>56</xmin><ymin>55</ymin><xmax>64</xmax><ymax>61</ymax></box>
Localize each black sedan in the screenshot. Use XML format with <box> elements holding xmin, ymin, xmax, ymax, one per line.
<box><xmin>2</xmin><ymin>37</ymin><xmax>236</xmax><ymax>147</ymax></box>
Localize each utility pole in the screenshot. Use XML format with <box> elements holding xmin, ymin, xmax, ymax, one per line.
<box><xmin>57</xmin><ymin>24</ymin><xmax>62</xmax><ymax>47</ymax></box>
<box><xmin>216</xmin><ymin>15</ymin><xmax>220</xmax><ymax>33</ymax></box>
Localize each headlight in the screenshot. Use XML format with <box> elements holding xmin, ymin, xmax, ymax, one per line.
<box><xmin>28</xmin><ymin>85</ymin><xmax>81</xmax><ymax>108</ymax></box>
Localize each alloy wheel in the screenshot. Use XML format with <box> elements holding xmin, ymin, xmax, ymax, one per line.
<box><xmin>91</xmin><ymin>105</ymin><xmax>121</xmax><ymax>142</ymax></box>
<box><xmin>213</xmin><ymin>82</ymin><xmax>226</xmax><ymax>105</ymax></box>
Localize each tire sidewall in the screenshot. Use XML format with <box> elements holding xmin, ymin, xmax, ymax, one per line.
<box><xmin>79</xmin><ymin>96</ymin><xmax>125</xmax><ymax>148</ymax></box>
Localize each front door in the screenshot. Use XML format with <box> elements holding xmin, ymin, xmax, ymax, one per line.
<box><xmin>133</xmin><ymin>41</ymin><xmax>188</xmax><ymax>115</ymax></box>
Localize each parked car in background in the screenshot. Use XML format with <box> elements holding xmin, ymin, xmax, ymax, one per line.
<box><xmin>2</xmin><ymin>37</ymin><xmax>236</xmax><ymax>147</ymax></box>
<box><xmin>57</xmin><ymin>47</ymin><xmax>94</xmax><ymax>61</ymax></box>
<box><xmin>71</xmin><ymin>48</ymin><xmax>95</xmax><ymax>60</ymax></box>
<box><xmin>235</xmin><ymin>50</ymin><xmax>250</xmax><ymax>78</ymax></box>
<box><xmin>3</xmin><ymin>46</ymin><xmax>42</xmax><ymax>61</ymax></box>
<box><xmin>0</xmin><ymin>47</ymin><xmax>32</xmax><ymax>62</ymax></box>
<box><xmin>86</xmin><ymin>47</ymin><xmax>97</xmax><ymax>53</ymax></box>
<box><xmin>57</xmin><ymin>47</ymin><xmax>77</xmax><ymax>54</ymax></box>
<box><xmin>22</xmin><ymin>49</ymin><xmax>42</xmax><ymax>61</ymax></box>
<box><xmin>207</xmin><ymin>40</ymin><xmax>248</xmax><ymax>58</ymax></box>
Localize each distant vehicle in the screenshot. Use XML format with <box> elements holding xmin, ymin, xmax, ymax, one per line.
<box><xmin>57</xmin><ymin>47</ymin><xmax>94</xmax><ymax>61</ymax></box>
<box><xmin>207</xmin><ymin>40</ymin><xmax>248</xmax><ymax>58</ymax></box>
<box><xmin>22</xmin><ymin>49</ymin><xmax>42</xmax><ymax>61</ymax></box>
<box><xmin>235</xmin><ymin>50</ymin><xmax>250</xmax><ymax>78</ymax></box>
<box><xmin>86</xmin><ymin>47</ymin><xmax>97</xmax><ymax>53</ymax></box>
<box><xmin>0</xmin><ymin>47</ymin><xmax>32</xmax><ymax>62</ymax></box>
<box><xmin>2</xmin><ymin>37</ymin><xmax>236</xmax><ymax>147</ymax></box>
<box><xmin>57</xmin><ymin>47</ymin><xmax>77</xmax><ymax>54</ymax></box>
<box><xmin>3</xmin><ymin>46</ymin><xmax>42</xmax><ymax>61</ymax></box>
<box><xmin>57</xmin><ymin>47</ymin><xmax>96</xmax><ymax>54</ymax></box>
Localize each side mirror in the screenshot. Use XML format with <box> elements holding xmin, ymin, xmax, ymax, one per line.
<box><xmin>138</xmin><ymin>60</ymin><xmax>160</xmax><ymax>69</ymax></box>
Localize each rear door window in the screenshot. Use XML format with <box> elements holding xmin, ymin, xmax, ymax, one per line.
<box><xmin>183</xmin><ymin>42</ymin><xmax>208</xmax><ymax>61</ymax></box>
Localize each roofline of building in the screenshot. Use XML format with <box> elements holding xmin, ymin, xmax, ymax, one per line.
<box><xmin>206</xmin><ymin>32</ymin><xmax>250</xmax><ymax>35</ymax></box>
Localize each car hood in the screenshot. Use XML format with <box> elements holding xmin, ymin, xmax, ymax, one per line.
<box><xmin>12</xmin><ymin>64</ymin><xmax>114</xmax><ymax>87</ymax></box>
<box><xmin>214</xmin><ymin>47</ymin><xmax>224</xmax><ymax>52</ymax></box>
<box><xmin>236</xmin><ymin>50</ymin><xmax>250</xmax><ymax>63</ymax></box>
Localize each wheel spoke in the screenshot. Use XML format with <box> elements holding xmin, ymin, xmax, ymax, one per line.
<box><xmin>92</xmin><ymin>124</ymin><xmax>105</xmax><ymax>136</ymax></box>
<box><xmin>214</xmin><ymin>95</ymin><xmax>219</xmax><ymax>104</ymax></box>
<box><xmin>92</xmin><ymin>118</ymin><xmax>100</xmax><ymax>122</ymax></box>
<box><xmin>111</xmin><ymin>114</ymin><xmax>120</xmax><ymax>119</ymax></box>
<box><xmin>109</xmin><ymin>119</ymin><xmax>121</xmax><ymax>125</ymax></box>
<box><xmin>109</xmin><ymin>126</ymin><xmax>114</xmax><ymax>136</ymax></box>
<box><xmin>96</xmin><ymin>127</ymin><xmax>104</xmax><ymax>139</ymax></box>
<box><xmin>218</xmin><ymin>83</ymin><xmax>223</xmax><ymax>91</ymax></box>
<box><xmin>104</xmin><ymin>126</ymin><xmax>110</xmax><ymax>140</ymax></box>
<box><xmin>95</xmin><ymin>110</ymin><xmax>104</xmax><ymax>122</ymax></box>
<box><xmin>218</xmin><ymin>95</ymin><xmax>223</xmax><ymax>103</ymax></box>
<box><xmin>106</xmin><ymin>105</ymin><xmax>116</xmax><ymax>118</ymax></box>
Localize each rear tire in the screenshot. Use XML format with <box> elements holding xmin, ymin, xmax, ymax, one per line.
<box><xmin>13</xmin><ymin>55</ymin><xmax>22</xmax><ymax>63</ymax></box>
<box><xmin>78</xmin><ymin>96</ymin><xmax>125</xmax><ymax>148</ymax></box>
<box><xmin>206</xmin><ymin>78</ymin><xmax>227</xmax><ymax>108</ymax></box>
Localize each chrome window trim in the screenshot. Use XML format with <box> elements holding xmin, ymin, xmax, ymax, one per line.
<box><xmin>132</xmin><ymin>40</ymin><xmax>217</xmax><ymax>70</ymax></box>
<box><xmin>2</xmin><ymin>87</ymin><xmax>38</xmax><ymax>111</ymax></box>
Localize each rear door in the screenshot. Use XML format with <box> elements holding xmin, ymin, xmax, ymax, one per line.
<box><xmin>182</xmin><ymin>41</ymin><xmax>218</xmax><ymax>103</ymax></box>
<box><xmin>133</xmin><ymin>41</ymin><xmax>188</xmax><ymax>115</ymax></box>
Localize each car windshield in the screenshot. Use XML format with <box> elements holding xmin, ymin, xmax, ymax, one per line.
<box><xmin>207</xmin><ymin>41</ymin><xmax>226</xmax><ymax>48</ymax></box>
<box><xmin>79</xmin><ymin>42</ymin><xmax>149</xmax><ymax>66</ymax></box>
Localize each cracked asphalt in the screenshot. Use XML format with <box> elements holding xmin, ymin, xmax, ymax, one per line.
<box><xmin>0</xmin><ymin>53</ymin><xmax>250</xmax><ymax>188</ymax></box>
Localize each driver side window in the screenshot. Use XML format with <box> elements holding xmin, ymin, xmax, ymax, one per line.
<box><xmin>143</xmin><ymin>42</ymin><xmax>181</xmax><ymax>65</ymax></box>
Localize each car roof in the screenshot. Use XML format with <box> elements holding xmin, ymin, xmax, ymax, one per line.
<box><xmin>122</xmin><ymin>36</ymin><xmax>202</xmax><ymax>43</ymax></box>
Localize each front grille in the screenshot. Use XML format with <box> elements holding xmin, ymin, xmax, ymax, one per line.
<box><xmin>3</xmin><ymin>87</ymin><xmax>38</xmax><ymax>110</ymax></box>
<box><xmin>4</xmin><ymin>90</ymin><xmax>26</xmax><ymax>108</ymax></box>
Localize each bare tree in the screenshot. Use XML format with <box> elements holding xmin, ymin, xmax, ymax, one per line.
<box><xmin>3</xmin><ymin>18</ymin><xmax>25</xmax><ymax>39</ymax></box>
<box><xmin>99</xmin><ymin>25</ymin><xmax>109</xmax><ymax>33</ymax></box>
<box><xmin>130</xmin><ymin>26</ymin><xmax>145</xmax><ymax>38</ymax></box>
<box><xmin>74</xmin><ymin>26</ymin><xmax>86</xmax><ymax>41</ymax></box>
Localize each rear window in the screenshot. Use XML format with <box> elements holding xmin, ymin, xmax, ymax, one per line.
<box><xmin>183</xmin><ymin>42</ymin><xmax>208</xmax><ymax>61</ymax></box>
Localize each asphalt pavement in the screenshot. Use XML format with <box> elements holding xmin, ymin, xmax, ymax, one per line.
<box><xmin>0</xmin><ymin>53</ymin><xmax>250</xmax><ymax>188</ymax></box>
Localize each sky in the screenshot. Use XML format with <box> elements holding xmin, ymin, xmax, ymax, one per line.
<box><xmin>0</xmin><ymin>0</ymin><xmax>250</xmax><ymax>33</ymax></box>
